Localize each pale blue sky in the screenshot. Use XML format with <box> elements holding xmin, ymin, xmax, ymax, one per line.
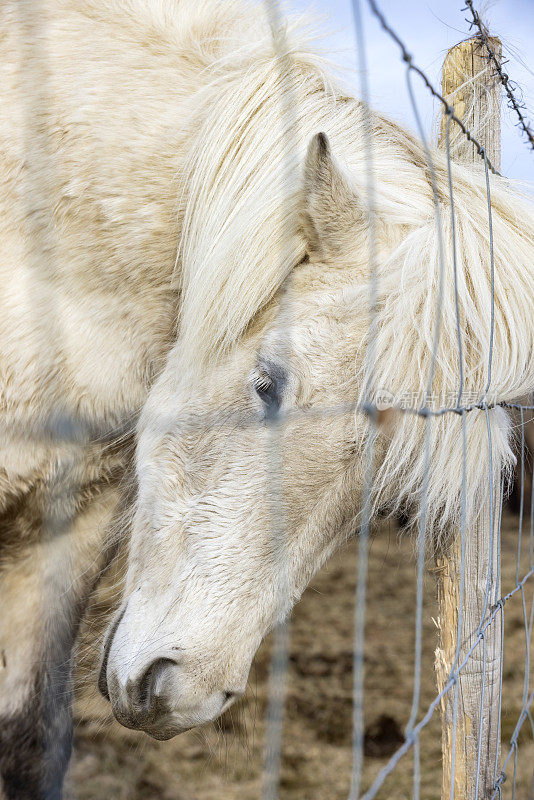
<box><xmin>287</xmin><ymin>0</ymin><xmax>534</xmax><ymax>186</ymax></box>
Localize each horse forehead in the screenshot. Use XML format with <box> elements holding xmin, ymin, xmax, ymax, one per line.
<box><xmin>263</xmin><ymin>297</ymin><xmax>358</xmax><ymax>359</ymax></box>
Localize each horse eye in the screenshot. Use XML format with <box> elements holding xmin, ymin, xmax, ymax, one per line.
<box><xmin>254</xmin><ymin>375</ymin><xmax>280</xmax><ymax>411</ymax></box>
<box><xmin>252</xmin><ymin>360</ymin><xmax>287</xmax><ymax>417</ymax></box>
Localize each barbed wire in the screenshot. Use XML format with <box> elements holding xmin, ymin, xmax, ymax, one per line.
<box><xmin>464</xmin><ymin>0</ymin><xmax>534</xmax><ymax>153</ymax></box>
<box><xmin>364</xmin><ymin>0</ymin><xmax>501</xmax><ymax>175</ymax></box>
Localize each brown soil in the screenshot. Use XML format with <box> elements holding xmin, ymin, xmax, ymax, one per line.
<box><xmin>67</xmin><ymin>512</ymin><xmax>534</xmax><ymax>800</ymax></box>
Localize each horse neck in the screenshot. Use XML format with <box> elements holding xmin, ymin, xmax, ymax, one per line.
<box><xmin>0</xmin><ymin>4</ymin><xmax>233</xmax><ymax>434</ymax></box>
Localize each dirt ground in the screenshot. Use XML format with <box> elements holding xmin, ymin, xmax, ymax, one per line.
<box><xmin>67</xmin><ymin>511</ymin><xmax>534</xmax><ymax>800</ymax></box>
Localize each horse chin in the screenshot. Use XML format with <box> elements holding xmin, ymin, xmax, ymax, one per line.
<box><xmin>138</xmin><ymin>691</ymin><xmax>241</xmax><ymax>740</ymax></box>
<box><xmin>142</xmin><ymin>724</ymin><xmax>190</xmax><ymax>741</ymax></box>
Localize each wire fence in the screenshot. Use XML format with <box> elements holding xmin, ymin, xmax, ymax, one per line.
<box><xmin>259</xmin><ymin>0</ymin><xmax>534</xmax><ymax>798</ymax></box>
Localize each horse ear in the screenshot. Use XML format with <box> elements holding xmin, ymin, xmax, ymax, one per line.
<box><xmin>301</xmin><ymin>132</ymin><xmax>364</xmax><ymax>258</ymax></box>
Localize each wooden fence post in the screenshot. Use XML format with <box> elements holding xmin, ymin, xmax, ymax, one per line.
<box><xmin>438</xmin><ymin>36</ymin><xmax>502</xmax><ymax>170</ymax></box>
<box><xmin>435</xmin><ymin>36</ymin><xmax>503</xmax><ymax>800</ymax></box>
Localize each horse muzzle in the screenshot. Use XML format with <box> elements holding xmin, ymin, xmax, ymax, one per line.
<box><xmin>98</xmin><ymin>604</ymin><xmax>241</xmax><ymax>737</ymax></box>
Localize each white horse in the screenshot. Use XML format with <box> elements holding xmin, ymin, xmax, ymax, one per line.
<box><xmin>1</xmin><ymin>1</ymin><xmax>533</xmax><ymax>797</ymax></box>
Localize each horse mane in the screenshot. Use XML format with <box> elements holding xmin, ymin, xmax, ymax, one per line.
<box><xmin>173</xmin><ymin>0</ymin><xmax>534</xmax><ymax>537</ymax></box>
<box><xmin>364</xmin><ymin>161</ymin><xmax>534</xmax><ymax>539</ymax></box>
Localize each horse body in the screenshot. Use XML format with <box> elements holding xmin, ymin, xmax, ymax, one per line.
<box><xmin>0</xmin><ymin>1</ymin><xmax>244</xmax><ymax>796</ymax></box>
<box><xmin>0</xmin><ymin>0</ymin><xmax>215</xmax><ymax>441</ymax></box>
<box><xmin>1</xmin><ymin>1</ymin><xmax>534</xmax><ymax>797</ymax></box>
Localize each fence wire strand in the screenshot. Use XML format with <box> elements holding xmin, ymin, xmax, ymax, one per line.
<box><xmin>348</xmin><ymin>0</ymin><xmax>379</xmax><ymax>796</ymax></box>
<box><xmin>261</xmin><ymin>1</ymin><xmax>300</xmax><ymax>797</ymax></box>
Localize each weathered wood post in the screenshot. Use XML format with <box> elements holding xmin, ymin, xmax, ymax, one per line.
<box><xmin>438</xmin><ymin>36</ymin><xmax>501</xmax><ymax>168</ymax></box>
<box><xmin>435</xmin><ymin>35</ymin><xmax>503</xmax><ymax>800</ymax></box>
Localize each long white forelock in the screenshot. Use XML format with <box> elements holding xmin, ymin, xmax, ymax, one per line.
<box><xmin>174</xmin><ymin>2</ymin><xmax>451</xmax><ymax>375</ymax></box>
<box><xmin>177</xmin><ymin>74</ymin><xmax>339</xmax><ymax>370</ymax></box>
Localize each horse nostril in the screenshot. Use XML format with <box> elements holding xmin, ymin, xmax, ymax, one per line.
<box><xmin>136</xmin><ymin>666</ymin><xmax>152</xmax><ymax>710</ymax></box>
<box><xmin>98</xmin><ymin>605</ymin><xmax>127</xmax><ymax>702</ymax></box>
<box><xmin>223</xmin><ymin>690</ymin><xmax>236</xmax><ymax>704</ymax></box>
<box><xmin>98</xmin><ymin>670</ymin><xmax>110</xmax><ymax>702</ymax></box>
<box><xmin>134</xmin><ymin>657</ymin><xmax>179</xmax><ymax>711</ymax></box>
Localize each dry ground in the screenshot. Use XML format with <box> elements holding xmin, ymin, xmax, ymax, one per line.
<box><xmin>67</xmin><ymin>511</ymin><xmax>534</xmax><ymax>800</ymax></box>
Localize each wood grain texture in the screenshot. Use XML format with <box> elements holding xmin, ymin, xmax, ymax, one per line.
<box><xmin>436</xmin><ymin>34</ymin><xmax>503</xmax><ymax>800</ymax></box>
<box><xmin>439</xmin><ymin>36</ymin><xmax>502</xmax><ymax>171</ymax></box>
